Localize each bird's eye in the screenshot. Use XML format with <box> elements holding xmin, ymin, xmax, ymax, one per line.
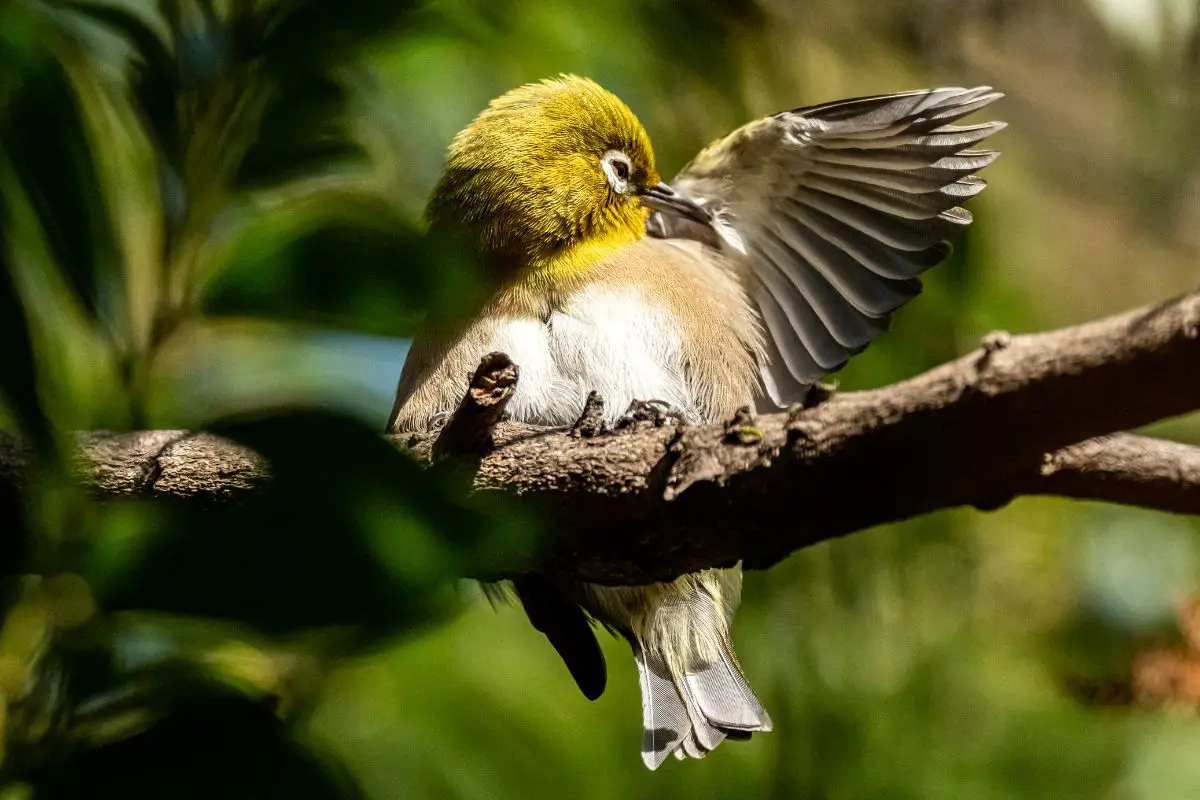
<box><xmin>602</xmin><ymin>150</ymin><xmax>634</xmax><ymax>192</ymax></box>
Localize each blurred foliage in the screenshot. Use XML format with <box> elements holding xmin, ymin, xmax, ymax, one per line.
<box><xmin>0</xmin><ymin>0</ymin><xmax>1199</xmax><ymax>797</ymax></box>
<box><xmin>87</xmin><ymin>410</ymin><xmax>533</xmax><ymax>639</ymax></box>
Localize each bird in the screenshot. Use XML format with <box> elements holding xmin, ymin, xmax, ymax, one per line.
<box><xmin>387</xmin><ymin>74</ymin><xmax>1004</xmax><ymax>768</ymax></box>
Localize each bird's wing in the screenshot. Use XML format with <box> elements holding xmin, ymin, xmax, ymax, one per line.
<box><xmin>648</xmin><ymin>87</ymin><xmax>1005</xmax><ymax>406</ymax></box>
<box><xmin>386</xmin><ymin>314</ymin><xmax>503</xmax><ymax>433</ymax></box>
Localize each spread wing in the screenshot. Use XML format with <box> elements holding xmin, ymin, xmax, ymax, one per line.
<box><xmin>647</xmin><ymin>87</ymin><xmax>1005</xmax><ymax>405</ymax></box>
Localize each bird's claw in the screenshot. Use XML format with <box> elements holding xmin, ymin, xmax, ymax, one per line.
<box><xmin>794</xmin><ymin>381</ymin><xmax>837</xmax><ymax>411</ymax></box>
<box><xmin>427</xmin><ymin>410</ymin><xmax>454</xmax><ymax>432</ymax></box>
<box><xmin>615</xmin><ymin>398</ymin><xmax>685</xmax><ymax>430</ymax></box>
<box><xmin>724</xmin><ymin>406</ymin><xmax>763</xmax><ymax>445</ymax></box>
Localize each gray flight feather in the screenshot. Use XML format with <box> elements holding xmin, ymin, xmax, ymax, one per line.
<box><xmin>622</xmin><ymin>576</ymin><xmax>771</xmax><ymax>768</ymax></box>
<box><xmin>647</xmin><ymin>86</ymin><xmax>1005</xmax><ymax>406</ymax></box>
<box><xmin>632</xmin><ymin>638</ymin><xmax>690</xmax><ymax>770</ymax></box>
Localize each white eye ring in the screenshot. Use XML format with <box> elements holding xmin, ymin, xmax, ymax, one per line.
<box><xmin>601</xmin><ymin>149</ymin><xmax>634</xmax><ymax>194</ymax></box>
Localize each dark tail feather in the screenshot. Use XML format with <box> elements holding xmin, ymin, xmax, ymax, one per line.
<box><xmin>513</xmin><ymin>574</ymin><xmax>607</xmax><ymax>701</ymax></box>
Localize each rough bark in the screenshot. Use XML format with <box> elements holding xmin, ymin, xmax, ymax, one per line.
<box><xmin>431</xmin><ymin>352</ymin><xmax>519</xmax><ymax>459</ymax></box>
<box><xmin>1024</xmin><ymin>434</ymin><xmax>1200</xmax><ymax>515</ymax></box>
<box><xmin>0</xmin><ymin>289</ymin><xmax>1197</xmax><ymax>586</ymax></box>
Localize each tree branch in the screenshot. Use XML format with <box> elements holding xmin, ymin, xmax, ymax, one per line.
<box><xmin>431</xmin><ymin>352</ymin><xmax>518</xmax><ymax>459</ymax></box>
<box><xmin>1</xmin><ymin>290</ymin><xmax>1197</xmax><ymax>585</ymax></box>
<box><xmin>1022</xmin><ymin>433</ymin><xmax>1200</xmax><ymax>515</ymax></box>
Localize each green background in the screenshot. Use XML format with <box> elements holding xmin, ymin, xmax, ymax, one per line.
<box><xmin>1</xmin><ymin>1</ymin><xmax>1199</xmax><ymax>797</ymax></box>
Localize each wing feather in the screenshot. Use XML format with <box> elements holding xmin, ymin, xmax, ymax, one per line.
<box><xmin>648</xmin><ymin>86</ymin><xmax>1004</xmax><ymax>405</ymax></box>
<box><xmin>772</xmin><ymin>208</ymin><xmax>922</xmax><ymax>316</ymax></box>
<box><xmin>752</xmin><ymin>278</ymin><xmax>843</xmax><ymax>377</ymax></box>
<box><xmin>756</xmin><ymin>224</ymin><xmax>886</xmax><ymax>349</ymax></box>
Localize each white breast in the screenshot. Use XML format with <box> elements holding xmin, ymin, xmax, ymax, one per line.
<box><xmin>489</xmin><ymin>284</ymin><xmax>698</xmax><ymax>426</ymax></box>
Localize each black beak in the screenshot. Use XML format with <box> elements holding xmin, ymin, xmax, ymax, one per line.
<box><xmin>638</xmin><ymin>182</ymin><xmax>711</xmax><ymax>225</ymax></box>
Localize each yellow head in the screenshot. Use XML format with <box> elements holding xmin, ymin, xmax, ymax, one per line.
<box><xmin>428</xmin><ymin>75</ymin><xmax>678</xmax><ymax>282</ymax></box>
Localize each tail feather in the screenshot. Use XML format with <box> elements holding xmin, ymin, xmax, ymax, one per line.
<box><xmin>584</xmin><ymin>568</ymin><xmax>770</xmax><ymax>768</ymax></box>
<box><xmin>676</xmin><ymin>668</ymin><xmax>727</xmax><ymax>752</ymax></box>
<box><xmin>684</xmin><ymin>645</ymin><xmax>772</xmax><ymax>732</ymax></box>
<box><xmin>633</xmin><ymin>639</ymin><xmax>689</xmax><ymax>770</ymax></box>
<box><xmin>680</xmin><ymin>728</ymin><xmax>712</xmax><ymax>760</ymax></box>
<box><xmin>630</xmin><ymin>592</ymin><xmax>770</xmax><ymax>768</ymax></box>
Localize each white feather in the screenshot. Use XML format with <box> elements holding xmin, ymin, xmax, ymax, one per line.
<box><xmin>488</xmin><ymin>284</ymin><xmax>699</xmax><ymax>426</ymax></box>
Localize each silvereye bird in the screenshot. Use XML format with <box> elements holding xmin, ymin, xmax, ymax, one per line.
<box><xmin>388</xmin><ymin>75</ymin><xmax>1004</xmax><ymax>768</ymax></box>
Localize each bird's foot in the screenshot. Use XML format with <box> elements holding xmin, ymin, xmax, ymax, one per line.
<box><xmin>615</xmin><ymin>398</ymin><xmax>685</xmax><ymax>430</ymax></box>
<box><xmin>427</xmin><ymin>410</ymin><xmax>453</xmax><ymax>432</ymax></box>
<box><xmin>785</xmin><ymin>381</ymin><xmax>837</xmax><ymax>418</ymax></box>
<box><xmin>429</xmin><ymin>407</ymin><xmax>511</xmax><ymax>433</ymax></box>
<box><xmin>805</xmin><ymin>380</ymin><xmax>837</xmax><ymax>408</ymax></box>
<box><xmin>724</xmin><ymin>406</ymin><xmax>763</xmax><ymax>445</ymax></box>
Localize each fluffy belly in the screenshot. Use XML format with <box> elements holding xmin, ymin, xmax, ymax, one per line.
<box><xmin>489</xmin><ymin>285</ymin><xmax>699</xmax><ymax>426</ymax></box>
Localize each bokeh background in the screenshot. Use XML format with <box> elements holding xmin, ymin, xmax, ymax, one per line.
<box><xmin>1</xmin><ymin>0</ymin><xmax>1199</xmax><ymax>797</ymax></box>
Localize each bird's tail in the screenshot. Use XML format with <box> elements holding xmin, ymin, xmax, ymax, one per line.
<box><xmin>627</xmin><ymin>573</ymin><xmax>771</xmax><ymax>769</ymax></box>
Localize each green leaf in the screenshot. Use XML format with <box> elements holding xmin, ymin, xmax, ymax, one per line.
<box><xmin>253</xmin><ymin>0</ymin><xmax>421</xmax><ymax>69</ymax></box>
<box><xmin>63</xmin><ymin>3</ymin><xmax>181</xmax><ymax>161</ymax></box>
<box><xmin>63</xmin><ymin>3</ymin><xmax>175</xmax><ymax>80</ymax></box>
<box><xmin>236</xmin><ymin>72</ymin><xmax>367</xmax><ymax>190</ymax></box>
<box><xmin>1</xmin><ymin>44</ymin><xmax>121</xmax><ymax>323</ymax></box>
<box><xmin>87</xmin><ymin>409</ymin><xmax>534</xmax><ymax>641</ymax></box>
<box><xmin>66</xmin><ymin>2</ymin><xmax>186</xmax><ymax>270</ymax></box>
<box><xmin>0</xmin><ymin>189</ymin><xmax>52</xmax><ymax>460</ymax></box>
<box><xmin>203</xmin><ymin>198</ymin><xmax>487</xmax><ymax>338</ymax></box>
<box><xmin>27</xmin><ymin>675</ymin><xmax>365</xmax><ymax>800</ymax></box>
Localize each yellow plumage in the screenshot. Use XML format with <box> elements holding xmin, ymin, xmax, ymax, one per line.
<box><xmin>427</xmin><ymin>76</ymin><xmax>655</xmax><ymax>281</ymax></box>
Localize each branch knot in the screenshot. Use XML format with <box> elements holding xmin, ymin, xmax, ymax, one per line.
<box><xmin>432</xmin><ymin>352</ymin><xmax>518</xmax><ymax>459</ymax></box>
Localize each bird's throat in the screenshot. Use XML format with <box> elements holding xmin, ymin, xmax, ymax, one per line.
<box><xmin>520</xmin><ymin>220</ymin><xmax>645</xmax><ymax>293</ymax></box>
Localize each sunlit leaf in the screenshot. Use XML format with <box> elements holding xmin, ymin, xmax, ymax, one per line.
<box><xmin>62</xmin><ymin>3</ymin><xmax>175</xmax><ymax>79</ymax></box>
<box><xmin>62</xmin><ymin>2</ymin><xmax>182</xmax><ymax>164</ymax></box>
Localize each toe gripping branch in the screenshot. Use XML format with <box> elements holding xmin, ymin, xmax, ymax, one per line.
<box><xmin>570</xmin><ymin>395</ymin><xmax>686</xmax><ymax>438</ymax></box>
<box><xmin>615</xmin><ymin>399</ymin><xmax>686</xmax><ymax>430</ymax></box>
